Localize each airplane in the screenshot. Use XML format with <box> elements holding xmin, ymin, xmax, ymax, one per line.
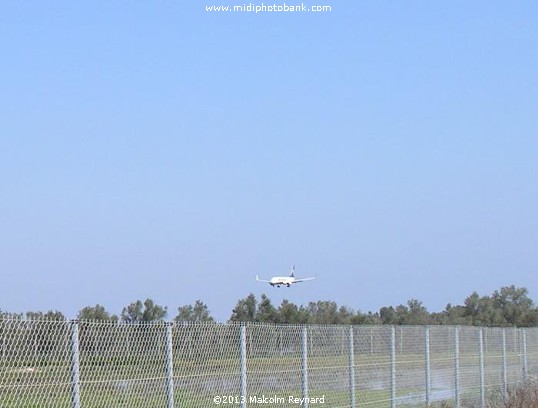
<box><xmin>256</xmin><ymin>265</ymin><xmax>316</xmax><ymax>288</ymax></box>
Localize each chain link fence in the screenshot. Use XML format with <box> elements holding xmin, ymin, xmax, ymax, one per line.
<box><xmin>0</xmin><ymin>320</ymin><xmax>536</xmax><ymax>407</ymax></box>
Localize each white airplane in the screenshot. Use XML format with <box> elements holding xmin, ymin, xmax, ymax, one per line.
<box><xmin>256</xmin><ymin>265</ymin><xmax>316</xmax><ymax>288</ymax></box>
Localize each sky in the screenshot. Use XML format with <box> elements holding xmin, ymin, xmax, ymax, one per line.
<box><xmin>1</xmin><ymin>1</ymin><xmax>537</xmax><ymax>322</ymax></box>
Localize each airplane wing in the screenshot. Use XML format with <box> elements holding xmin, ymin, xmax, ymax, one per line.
<box><xmin>293</xmin><ymin>277</ymin><xmax>316</xmax><ymax>283</ymax></box>
<box><xmin>256</xmin><ymin>275</ymin><xmax>272</xmax><ymax>282</ymax></box>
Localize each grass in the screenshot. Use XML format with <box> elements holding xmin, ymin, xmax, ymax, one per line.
<box><xmin>0</xmin><ymin>350</ymin><xmax>533</xmax><ymax>407</ymax></box>
<box><xmin>484</xmin><ymin>381</ymin><xmax>538</xmax><ymax>408</ymax></box>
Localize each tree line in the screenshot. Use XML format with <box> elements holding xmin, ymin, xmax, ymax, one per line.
<box><xmin>0</xmin><ymin>299</ymin><xmax>214</xmax><ymax>324</ymax></box>
<box><xmin>229</xmin><ymin>285</ymin><xmax>538</xmax><ymax>327</ymax></box>
<box><xmin>1</xmin><ymin>285</ymin><xmax>537</xmax><ymax>327</ymax></box>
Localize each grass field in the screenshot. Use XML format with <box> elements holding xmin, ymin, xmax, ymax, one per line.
<box><xmin>0</xmin><ymin>351</ymin><xmax>532</xmax><ymax>407</ymax></box>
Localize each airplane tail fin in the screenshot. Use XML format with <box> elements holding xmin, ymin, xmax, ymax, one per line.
<box><xmin>290</xmin><ymin>265</ymin><xmax>295</xmax><ymax>277</ymax></box>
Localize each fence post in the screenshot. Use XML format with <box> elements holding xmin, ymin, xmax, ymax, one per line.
<box><xmin>70</xmin><ymin>320</ymin><xmax>81</xmax><ymax>408</ymax></box>
<box><xmin>520</xmin><ymin>328</ymin><xmax>527</xmax><ymax>383</ymax></box>
<box><xmin>165</xmin><ymin>322</ymin><xmax>175</xmax><ymax>408</ymax></box>
<box><xmin>370</xmin><ymin>328</ymin><xmax>373</xmax><ymax>355</ymax></box>
<box><xmin>349</xmin><ymin>327</ymin><xmax>355</xmax><ymax>408</ymax></box>
<box><xmin>454</xmin><ymin>326</ymin><xmax>460</xmax><ymax>408</ymax></box>
<box><xmin>390</xmin><ymin>325</ymin><xmax>396</xmax><ymax>408</ymax></box>
<box><xmin>479</xmin><ymin>328</ymin><xmax>485</xmax><ymax>408</ymax></box>
<box><xmin>302</xmin><ymin>326</ymin><xmax>309</xmax><ymax>408</ymax></box>
<box><xmin>502</xmin><ymin>328</ymin><xmax>507</xmax><ymax>399</ymax></box>
<box><xmin>425</xmin><ymin>326</ymin><xmax>431</xmax><ymax>407</ymax></box>
<box><xmin>240</xmin><ymin>324</ymin><xmax>247</xmax><ymax>408</ymax></box>
<box><xmin>400</xmin><ymin>326</ymin><xmax>403</xmax><ymax>356</ymax></box>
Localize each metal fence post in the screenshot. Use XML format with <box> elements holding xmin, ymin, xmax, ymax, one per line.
<box><xmin>425</xmin><ymin>326</ymin><xmax>431</xmax><ymax>407</ymax></box>
<box><xmin>370</xmin><ymin>327</ymin><xmax>373</xmax><ymax>355</ymax></box>
<box><xmin>400</xmin><ymin>326</ymin><xmax>403</xmax><ymax>356</ymax></box>
<box><xmin>240</xmin><ymin>324</ymin><xmax>247</xmax><ymax>408</ymax></box>
<box><xmin>302</xmin><ymin>326</ymin><xmax>309</xmax><ymax>408</ymax></box>
<box><xmin>502</xmin><ymin>328</ymin><xmax>507</xmax><ymax>399</ymax></box>
<box><xmin>390</xmin><ymin>325</ymin><xmax>396</xmax><ymax>408</ymax></box>
<box><xmin>454</xmin><ymin>326</ymin><xmax>460</xmax><ymax>408</ymax></box>
<box><xmin>70</xmin><ymin>320</ymin><xmax>81</xmax><ymax>408</ymax></box>
<box><xmin>349</xmin><ymin>327</ymin><xmax>355</xmax><ymax>408</ymax></box>
<box><xmin>521</xmin><ymin>328</ymin><xmax>527</xmax><ymax>383</ymax></box>
<box><xmin>479</xmin><ymin>328</ymin><xmax>485</xmax><ymax>408</ymax></box>
<box><xmin>165</xmin><ymin>322</ymin><xmax>175</xmax><ymax>408</ymax></box>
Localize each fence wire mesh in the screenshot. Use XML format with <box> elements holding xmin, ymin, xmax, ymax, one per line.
<box><xmin>0</xmin><ymin>320</ymin><xmax>536</xmax><ymax>408</ymax></box>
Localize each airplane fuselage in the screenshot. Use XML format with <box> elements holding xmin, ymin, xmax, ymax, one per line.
<box><xmin>256</xmin><ymin>266</ymin><xmax>315</xmax><ymax>287</ymax></box>
<box><xmin>269</xmin><ymin>277</ymin><xmax>295</xmax><ymax>287</ymax></box>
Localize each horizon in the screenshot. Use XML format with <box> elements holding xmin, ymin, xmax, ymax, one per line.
<box><xmin>2</xmin><ymin>283</ymin><xmax>534</xmax><ymax>324</ymax></box>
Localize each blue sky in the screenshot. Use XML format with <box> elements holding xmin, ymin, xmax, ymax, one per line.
<box><xmin>1</xmin><ymin>1</ymin><xmax>537</xmax><ymax>322</ymax></box>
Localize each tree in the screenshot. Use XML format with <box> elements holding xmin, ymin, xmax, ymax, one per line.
<box><xmin>229</xmin><ymin>293</ymin><xmax>257</xmax><ymax>322</ymax></box>
<box><xmin>379</xmin><ymin>306</ymin><xmax>396</xmax><ymax>325</ymax></box>
<box><xmin>277</xmin><ymin>300</ymin><xmax>300</xmax><ymax>324</ymax></box>
<box><xmin>394</xmin><ymin>304</ymin><xmax>409</xmax><ymax>325</ymax></box>
<box><xmin>518</xmin><ymin>308</ymin><xmax>538</xmax><ymax>327</ymax></box>
<box><xmin>175</xmin><ymin>300</ymin><xmax>214</xmax><ymax>323</ymax></box>
<box><xmin>307</xmin><ymin>301</ymin><xmax>339</xmax><ymax>324</ymax></box>
<box><xmin>121</xmin><ymin>299</ymin><xmax>167</xmax><ymax>323</ymax></box>
<box><xmin>492</xmin><ymin>286</ymin><xmax>534</xmax><ymax>326</ymax></box>
<box><xmin>121</xmin><ymin>300</ymin><xmax>143</xmax><ymax>323</ymax></box>
<box><xmin>337</xmin><ymin>306</ymin><xmax>355</xmax><ymax>324</ymax></box>
<box><xmin>463</xmin><ymin>292</ymin><xmax>481</xmax><ymax>325</ymax></box>
<box><xmin>432</xmin><ymin>303</ymin><xmax>469</xmax><ymax>325</ymax></box>
<box><xmin>258</xmin><ymin>287</ymin><xmax>538</xmax><ymax>327</ymax></box>
<box><xmin>405</xmin><ymin>299</ymin><xmax>431</xmax><ymax>325</ymax></box>
<box><xmin>0</xmin><ymin>310</ymin><xmax>23</xmax><ymax>321</ymax></box>
<box><xmin>256</xmin><ymin>294</ymin><xmax>278</xmax><ymax>323</ymax></box>
<box><xmin>358</xmin><ymin>311</ymin><xmax>382</xmax><ymax>325</ymax></box>
<box><xmin>78</xmin><ymin>304</ymin><xmax>117</xmax><ymax>321</ymax></box>
<box><xmin>386</xmin><ymin>300</ymin><xmax>426</xmax><ymax>325</ymax></box>
<box><xmin>26</xmin><ymin>310</ymin><xmax>66</xmax><ymax>321</ymax></box>
<box><xmin>142</xmin><ymin>299</ymin><xmax>167</xmax><ymax>322</ymax></box>
<box><xmin>478</xmin><ymin>296</ymin><xmax>505</xmax><ymax>327</ymax></box>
